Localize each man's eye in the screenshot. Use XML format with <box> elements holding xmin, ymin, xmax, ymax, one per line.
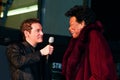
<box><xmin>35</xmin><ymin>29</ymin><xmax>39</xmax><ymax>32</ymax></box>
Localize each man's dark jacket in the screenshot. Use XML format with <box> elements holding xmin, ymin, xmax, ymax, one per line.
<box><xmin>6</xmin><ymin>41</ymin><xmax>44</xmax><ymax>80</ymax></box>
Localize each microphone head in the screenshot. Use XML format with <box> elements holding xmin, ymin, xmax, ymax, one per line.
<box><xmin>48</xmin><ymin>36</ymin><xmax>54</xmax><ymax>44</ymax></box>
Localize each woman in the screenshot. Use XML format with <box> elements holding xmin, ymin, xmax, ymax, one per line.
<box><xmin>62</xmin><ymin>5</ymin><xmax>118</xmax><ymax>80</ymax></box>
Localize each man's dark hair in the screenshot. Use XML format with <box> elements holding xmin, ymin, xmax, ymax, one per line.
<box><xmin>20</xmin><ymin>18</ymin><xmax>40</xmax><ymax>40</ymax></box>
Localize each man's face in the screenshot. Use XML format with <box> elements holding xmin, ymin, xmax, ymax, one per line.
<box><xmin>69</xmin><ymin>16</ymin><xmax>85</xmax><ymax>38</ymax></box>
<box><xmin>25</xmin><ymin>23</ymin><xmax>43</xmax><ymax>45</ymax></box>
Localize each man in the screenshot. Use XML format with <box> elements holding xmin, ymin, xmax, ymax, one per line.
<box><xmin>6</xmin><ymin>18</ymin><xmax>54</xmax><ymax>80</ymax></box>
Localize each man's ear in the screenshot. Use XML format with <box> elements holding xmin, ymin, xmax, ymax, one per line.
<box><xmin>24</xmin><ymin>30</ymin><xmax>29</xmax><ymax>38</ymax></box>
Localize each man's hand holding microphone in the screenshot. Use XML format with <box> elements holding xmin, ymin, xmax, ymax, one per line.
<box><xmin>40</xmin><ymin>37</ymin><xmax>54</xmax><ymax>59</ymax></box>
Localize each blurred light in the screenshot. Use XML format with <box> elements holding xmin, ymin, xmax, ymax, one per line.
<box><xmin>1</xmin><ymin>4</ymin><xmax>37</xmax><ymax>17</ymax></box>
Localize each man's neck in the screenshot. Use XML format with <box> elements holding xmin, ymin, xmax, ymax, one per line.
<box><xmin>26</xmin><ymin>39</ymin><xmax>37</xmax><ymax>48</ymax></box>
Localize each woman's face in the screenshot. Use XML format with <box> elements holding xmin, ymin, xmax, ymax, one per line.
<box><xmin>69</xmin><ymin>16</ymin><xmax>85</xmax><ymax>38</ymax></box>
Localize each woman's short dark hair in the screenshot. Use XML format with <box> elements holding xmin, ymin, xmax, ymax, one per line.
<box><xmin>65</xmin><ymin>5</ymin><xmax>96</xmax><ymax>25</ymax></box>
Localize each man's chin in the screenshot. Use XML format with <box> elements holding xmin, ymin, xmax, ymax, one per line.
<box><xmin>38</xmin><ymin>40</ymin><xmax>43</xmax><ymax>43</ymax></box>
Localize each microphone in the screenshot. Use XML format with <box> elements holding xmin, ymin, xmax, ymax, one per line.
<box><xmin>46</xmin><ymin>36</ymin><xmax>54</xmax><ymax>60</ymax></box>
<box><xmin>48</xmin><ymin>36</ymin><xmax>54</xmax><ymax>45</ymax></box>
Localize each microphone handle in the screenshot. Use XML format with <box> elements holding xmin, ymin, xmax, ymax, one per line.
<box><xmin>46</xmin><ymin>54</ymin><xmax>49</xmax><ymax>60</ymax></box>
<box><xmin>46</xmin><ymin>43</ymin><xmax>51</xmax><ymax>61</ymax></box>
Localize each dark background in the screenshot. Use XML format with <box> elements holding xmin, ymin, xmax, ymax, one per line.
<box><xmin>91</xmin><ymin>0</ymin><xmax>120</xmax><ymax>40</ymax></box>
